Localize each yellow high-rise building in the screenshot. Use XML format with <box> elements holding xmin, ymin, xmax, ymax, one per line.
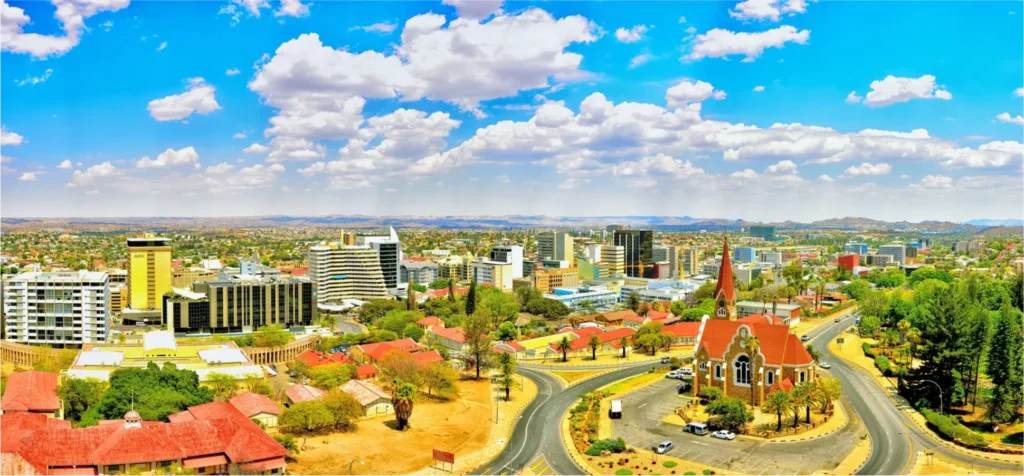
<box><xmin>127</xmin><ymin>236</ymin><xmax>172</xmax><ymax>311</ymax></box>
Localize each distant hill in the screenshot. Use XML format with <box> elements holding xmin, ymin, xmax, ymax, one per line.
<box><xmin>966</xmin><ymin>219</ymin><xmax>1024</xmax><ymax>227</ymax></box>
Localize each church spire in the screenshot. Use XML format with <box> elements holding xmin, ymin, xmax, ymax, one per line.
<box><xmin>713</xmin><ymin>237</ymin><xmax>737</xmax><ymax>320</ymax></box>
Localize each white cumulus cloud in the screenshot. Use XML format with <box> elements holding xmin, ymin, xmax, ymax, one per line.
<box><xmin>860</xmin><ymin>75</ymin><xmax>952</xmax><ymax>107</ymax></box>
<box><xmin>730</xmin><ymin>0</ymin><xmax>810</xmax><ymax>22</ymax></box>
<box><xmin>243</xmin><ymin>143</ymin><xmax>270</xmax><ymax>154</ymax></box>
<box><xmin>666</xmin><ymin>80</ymin><xmax>726</xmax><ymax>108</ymax></box>
<box><xmin>615</xmin><ymin>25</ymin><xmax>648</xmax><ymax>43</ymax></box>
<box><xmin>1</xmin><ymin>126</ymin><xmax>25</xmax><ymax>146</ymax></box>
<box><xmin>686</xmin><ymin>25</ymin><xmax>809</xmax><ymax>62</ymax></box>
<box><xmin>136</xmin><ymin>146</ymin><xmax>201</xmax><ymax>169</ymax></box>
<box><xmin>843</xmin><ymin>162</ymin><xmax>892</xmax><ymax>176</ymax></box>
<box><xmin>147</xmin><ymin>78</ymin><xmax>221</xmax><ymax>121</ymax></box>
<box><xmin>57</xmin><ymin>159</ymin><xmax>72</xmax><ymax>169</ymax></box>
<box><xmin>996</xmin><ymin>112</ymin><xmax>1024</xmax><ymax>126</ymax></box>
<box><xmin>753</xmin><ymin>85</ymin><xmax>765</xmax><ymax>92</ymax></box>
<box><xmin>442</xmin><ymin>0</ymin><xmax>503</xmax><ymax>20</ymax></box>
<box><xmin>17</xmin><ymin>172</ymin><xmax>37</xmax><ymax>181</ymax></box>
<box><xmin>915</xmin><ymin>174</ymin><xmax>953</xmax><ymax>189</ymax></box>
<box><xmin>1</xmin><ymin>0</ymin><xmax>130</xmax><ymax>58</ymax></box>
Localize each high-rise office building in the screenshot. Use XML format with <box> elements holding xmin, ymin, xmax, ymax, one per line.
<box><xmin>537</xmin><ymin>232</ymin><xmax>573</xmax><ymax>261</ymax></box>
<box><xmin>490</xmin><ymin>245</ymin><xmax>524</xmax><ymax>278</ymax></box>
<box><xmin>844</xmin><ymin>242</ymin><xmax>869</xmax><ymax>255</ymax></box>
<box><xmin>470</xmin><ymin>260</ymin><xmax>514</xmax><ymax>290</ymax></box>
<box><xmin>733</xmin><ymin>247</ymin><xmax>757</xmax><ymax>263</ymax></box>
<box><xmin>356</xmin><ymin>226</ymin><xmax>401</xmax><ymax>289</ymax></box>
<box><xmin>614</xmin><ymin>230</ymin><xmax>654</xmax><ymax>278</ymax></box>
<box><xmin>681</xmin><ymin>248</ymin><xmax>699</xmax><ymax>277</ymax></box>
<box><xmin>905</xmin><ymin>246</ymin><xmax>918</xmax><ymax>259</ymax></box>
<box><xmin>653</xmin><ymin>245</ymin><xmax>679</xmax><ymax>279</ymax></box>
<box><xmin>400</xmin><ymin>261</ymin><xmax>439</xmax><ymax>284</ymax></box>
<box><xmin>531</xmin><ymin>267</ymin><xmax>580</xmax><ymax>293</ymax></box>
<box><xmin>600</xmin><ymin>245</ymin><xmax>625</xmax><ymax>277</ymax></box>
<box><xmin>749</xmin><ymin>225</ymin><xmax>776</xmax><ymax>241</ymax></box>
<box><xmin>759</xmin><ymin>250</ymin><xmax>783</xmax><ymax>268</ymax></box>
<box><xmin>126</xmin><ymin>236</ymin><xmax>172</xmax><ymax>311</ymax></box>
<box><xmin>163</xmin><ymin>276</ymin><xmax>313</xmax><ymax>334</ymax></box>
<box><xmin>606</xmin><ymin>224</ymin><xmax>627</xmax><ymax>233</ymax></box>
<box><xmin>308</xmin><ymin>244</ymin><xmax>388</xmax><ymax>302</ymax></box>
<box><xmin>586</xmin><ymin>244</ymin><xmax>603</xmax><ymax>263</ymax></box>
<box><xmin>877</xmin><ymin>244</ymin><xmax>906</xmax><ymax>266</ymax></box>
<box><xmin>4</xmin><ymin>271</ymin><xmax>109</xmax><ymax>346</ymax></box>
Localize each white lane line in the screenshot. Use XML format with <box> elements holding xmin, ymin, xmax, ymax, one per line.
<box><xmin>503</xmin><ymin>371</ymin><xmax>554</xmax><ymax>475</ymax></box>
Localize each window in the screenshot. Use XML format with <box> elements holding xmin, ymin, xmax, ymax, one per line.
<box><xmin>799</xmin><ymin>370</ymin><xmax>806</xmax><ymax>383</ymax></box>
<box><xmin>714</xmin><ymin>365</ymin><xmax>722</xmax><ymax>379</ymax></box>
<box><xmin>159</xmin><ymin>461</ymin><xmax>174</xmax><ymax>468</ymax></box>
<box><xmin>699</xmin><ymin>361</ymin><xmax>707</xmax><ymax>371</ymax></box>
<box><xmin>106</xmin><ymin>465</ymin><xmax>121</xmax><ymax>474</ymax></box>
<box><xmin>716</xmin><ymin>306</ymin><xmax>725</xmax><ymax>317</ymax></box>
<box><xmin>766</xmin><ymin>371</ymin><xmax>774</xmax><ymax>385</ymax></box>
<box><xmin>734</xmin><ymin>356</ymin><xmax>751</xmax><ymax>385</ymax></box>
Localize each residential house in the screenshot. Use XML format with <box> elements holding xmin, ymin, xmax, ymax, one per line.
<box><xmin>284</xmin><ymin>384</ymin><xmax>326</xmax><ymax>406</ymax></box>
<box><xmin>339</xmin><ymin>380</ymin><xmax>393</xmax><ymax>417</ymax></box>
<box><xmin>228</xmin><ymin>392</ymin><xmax>281</xmax><ymax>428</ymax></box>
<box><xmin>416</xmin><ymin>316</ymin><xmax>444</xmax><ymax>330</ymax></box>
<box><xmin>426</xmin><ymin>326</ymin><xmax>470</xmax><ymax>355</ymax></box>
<box><xmin>546</xmin><ymin>328</ymin><xmax>635</xmax><ymax>358</ymax></box>
<box><xmin>294</xmin><ymin>349</ymin><xmax>353</xmax><ymax>368</ymax></box>
<box><xmin>351</xmin><ymin>338</ymin><xmax>425</xmax><ymax>363</ymax></box>
<box><xmin>0</xmin><ymin>371</ymin><xmax>62</xmax><ymax>419</ymax></box>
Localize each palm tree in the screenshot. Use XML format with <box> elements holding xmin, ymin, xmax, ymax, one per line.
<box><xmin>447</xmin><ymin>278</ymin><xmax>456</xmax><ymax>303</ymax></box>
<box><xmin>763</xmin><ymin>389</ymin><xmax>793</xmax><ymax>432</ymax></box>
<box><xmin>814</xmin><ymin>280</ymin><xmax>826</xmax><ymax>311</ymax></box>
<box><xmin>896</xmin><ymin>319</ymin><xmax>911</xmax><ymax>364</ymax></box>
<box><xmin>619</xmin><ymin>336</ymin><xmax>630</xmax><ymax>359</ymax></box>
<box><xmin>588</xmin><ymin>335</ymin><xmax>601</xmax><ymax>360</ymax></box>
<box><xmin>626</xmin><ymin>291</ymin><xmax>642</xmax><ymax>312</ymax></box>
<box><xmin>557</xmin><ymin>336</ymin><xmax>571</xmax><ymax>363</ymax></box>
<box><xmin>805</xmin><ymin>344</ymin><xmax>821</xmax><ymax>364</ymax></box>
<box><xmin>783</xmin><ymin>286</ymin><xmax>797</xmax><ymax>304</ymax></box>
<box><xmin>393</xmin><ymin>380</ymin><xmax>417</xmax><ymax>430</ymax></box>
<box><xmin>407</xmin><ymin>278</ymin><xmax>418</xmax><ymax>311</ymax></box>
<box><xmin>906</xmin><ymin>328</ymin><xmax>921</xmax><ymax>367</ymax></box>
<box><xmin>741</xmin><ymin>335</ymin><xmax>761</xmax><ymax>407</ymax></box>
<box><xmin>498</xmin><ymin>352</ymin><xmax>517</xmax><ymax>401</ymax></box>
<box><xmin>793</xmin><ymin>381</ymin><xmax>815</xmax><ymax>425</ymax></box>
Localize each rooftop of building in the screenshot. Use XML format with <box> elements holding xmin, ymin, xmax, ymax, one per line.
<box><xmin>8</xmin><ymin>270</ymin><xmax>108</xmax><ymax>283</ymax></box>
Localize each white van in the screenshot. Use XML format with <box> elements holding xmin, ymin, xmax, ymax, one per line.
<box><xmin>684</xmin><ymin>422</ymin><xmax>708</xmax><ymax>435</ymax></box>
<box><xmin>609</xmin><ymin>400</ymin><xmax>623</xmax><ymax>419</ymax></box>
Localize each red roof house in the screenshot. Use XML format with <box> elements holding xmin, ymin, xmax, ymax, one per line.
<box><xmin>1</xmin><ymin>371</ymin><xmax>61</xmax><ymax>416</ymax></box>
<box><xmin>295</xmin><ymin>349</ymin><xmax>353</xmax><ymax>368</ymax></box>
<box><xmin>412</xmin><ymin>350</ymin><xmax>445</xmax><ymax>367</ymax></box>
<box><xmin>352</xmin><ymin>338</ymin><xmax>424</xmax><ymax>363</ymax></box>
<box><xmin>416</xmin><ymin>316</ymin><xmax>444</xmax><ymax>330</ymax></box>
<box><xmin>284</xmin><ymin>384</ymin><xmax>326</xmax><ymax>405</ymax></box>
<box><xmin>355</xmin><ymin>364</ymin><xmax>379</xmax><ymax>380</ymax></box>
<box><xmin>547</xmin><ymin>327</ymin><xmax>636</xmax><ymax>356</ymax></box>
<box><xmin>228</xmin><ymin>392</ymin><xmax>280</xmax><ymax>418</ymax></box>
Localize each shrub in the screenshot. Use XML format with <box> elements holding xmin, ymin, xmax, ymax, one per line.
<box><xmin>921</xmin><ymin>409</ymin><xmax>989</xmax><ymax>447</ymax></box>
<box><xmin>616</xmin><ymin>470</ymin><xmax>633</xmax><ymax>475</ymax></box>
<box><xmin>585</xmin><ymin>438</ymin><xmax>627</xmax><ymax>455</ymax></box>
<box><xmin>702</xmin><ymin>470</ymin><xmax>714</xmax><ymax>475</ymax></box>
<box><xmin>663</xmin><ymin>461</ymin><xmax>678</xmax><ymax>468</ymax></box>
<box><xmin>684</xmin><ymin>472</ymin><xmax>696</xmax><ymax>475</ymax></box>
<box><xmin>862</xmin><ymin>342</ymin><xmax>875</xmax><ymax>358</ymax></box>
<box><xmin>874</xmin><ymin>356</ymin><xmax>890</xmax><ymax>375</ymax></box>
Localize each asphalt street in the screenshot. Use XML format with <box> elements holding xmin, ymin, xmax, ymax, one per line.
<box><xmin>815</xmin><ymin>315</ymin><xmax>1024</xmax><ymax>475</ymax></box>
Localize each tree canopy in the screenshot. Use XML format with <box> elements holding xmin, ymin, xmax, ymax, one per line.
<box><xmin>83</xmin><ymin>362</ymin><xmax>214</xmax><ymax>426</ymax></box>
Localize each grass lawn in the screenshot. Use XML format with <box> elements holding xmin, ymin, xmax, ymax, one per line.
<box><xmin>288</xmin><ymin>378</ymin><xmax>500</xmax><ymax>475</ymax></box>
<box><xmin>605</xmin><ymin>371</ymin><xmax>668</xmax><ymax>396</ymax></box>
<box><xmin>549</xmin><ymin>370</ymin><xmax>603</xmax><ymax>385</ymax></box>
<box><xmin>528</xmin><ymin>346</ymin><xmax>695</xmax><ymax>367</ymax></box>
<box><xmin>585</xmin><ymin>450</ymin><xmax>719</xmax><ymax>476</ymax></box>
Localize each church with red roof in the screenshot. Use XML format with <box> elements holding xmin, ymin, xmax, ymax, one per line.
<box><xmin>693</xmin><ymin>239</ymin><xmax>816</xmax><ymax>406</ymax></box>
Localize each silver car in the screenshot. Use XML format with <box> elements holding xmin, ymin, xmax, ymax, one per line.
<box><xmin>654</xmin><ymin>440</ymin><xmax>674</xmax><ymax>454</ymax></box>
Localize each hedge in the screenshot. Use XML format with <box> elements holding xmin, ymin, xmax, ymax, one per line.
<box><xmin>584</xmin><ymin>437</ymin><xmax>627</xmax><ymax>456</ymax></box>
<box><xmin>615</xmin><ymin>470</ymin><xmax>633</xmax><ymax>475</ymax></box>
<box><xmin>921</xmin><ymin>408</ymin><xmax>988</xmax><ymax>447</ymax></box>
<box><xmin>874</xmin><ymin>355</ymin><xmax>890</xmax><ymax>375</ymax></box>
<box><xmin>862</xmin><ymin>342</ymin><xmax>875</xmax><ymax>358</ymax></box>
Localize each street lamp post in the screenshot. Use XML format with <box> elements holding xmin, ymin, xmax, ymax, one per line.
<box><xmin>920</xmin><ymin>379</ymin><xmax>943</xmax><ymax>415</ymax></box>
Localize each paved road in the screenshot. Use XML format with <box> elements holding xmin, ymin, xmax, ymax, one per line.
<box><xmin>613</xmin><ymin>379</ymin><xmax>860</xmax><ymax>474</ymax></box>
<box><xmin>815</xmin><ymin>315</ymin><xmax>1024</xmax><ymax>475</ymax></box>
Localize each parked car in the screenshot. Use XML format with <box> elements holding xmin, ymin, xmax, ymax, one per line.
<box><xmin>819</xmin><ymin>362</ymin><xmax>832</xmax><ymax>369</ymax></box>
<box><xmin>711</xmin><ymin>430</ymin><xmax>736</xmax><ymax>440</ymax></box>
<box><xmin>609</xmin><ymin>400</ymin><xmax>623</xmax><ymax>419</ymax></box>
<box><xmin>679</xmin><ymin>367</ymin><xmax>693</xmax><ymax>376</ymax></box>
<box><xmin>676</xmin><ymin>382</ymin><xmax>691</xmax><ymax>394</ymax></box>
<box><xmin>665</xmin><ymin>370</ymin><xmax>686</xmax><ymax>380</ymax></box>
<box><xmin>661</xmin><ymin>357</ymin><xmax>671</xmax><ymax>364</ymax></box>
<box><xmin>800</xmin><ymin>335</ymin><xmax>810</xmax><ymax>342</ymax></box>
<box><xmin>834</xmin><ymin>317</ymin><xmax>841</xmax><ymax>323</ymax></box>
<box><xmin>654</xmin><ymin>441</ymin><xmax>674</xmax><ymax>454</ymax></box>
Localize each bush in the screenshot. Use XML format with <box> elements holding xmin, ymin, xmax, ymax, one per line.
<box><xmin>702</xmin><ymin>470</ymin><xmax>715</xmax><ymax>476</ymax></box>
<box><xmin>663</xmin><ymin>461</ymin><xmax>678</xmax><ymax>468</ymax></box>
<box><xmin>616</xmin><ymin>470</ymin><xmax>633</xmax><ymax>476</ymax></box>
<box><xmin>921</xmin><ymin>409</ymin><xmax>989</xmax><ymax>447</ymax></box>
<box><xmin>874</xmin><ymin>355</ymin><xmax>890</xmax><ymax>375</ymax></box>
<box><xmin>684</xmin><ymin>472</ymin><xmax>696</xmax><ymax>475</ymax></box>
<box><xmin>862</xmin><ymin>342</ymin><xmax>875</xmax><ymax>358</ymax></box>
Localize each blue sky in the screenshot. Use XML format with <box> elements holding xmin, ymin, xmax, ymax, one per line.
<box><xmin>1</xmin><ymin>0</ymin><xmax>1022</xmax><ymax>221</ymax></box>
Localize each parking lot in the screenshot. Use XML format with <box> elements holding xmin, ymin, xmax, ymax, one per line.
<box><xmin>611</xmin><ymin>379</ymin><xmax>861</xmax><ymax>475</ymax></box>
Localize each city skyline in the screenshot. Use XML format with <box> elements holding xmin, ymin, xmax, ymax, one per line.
<box><xmin>1</xmin><ymin>0</ymin><xmax>1022</xmax><ymax>221</ymax></box>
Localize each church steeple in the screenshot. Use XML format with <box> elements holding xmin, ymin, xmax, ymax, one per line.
<box><xmin>713</xmin><ymin>238</ymin><xmax>737</xmax><ymax>320</ymax></box>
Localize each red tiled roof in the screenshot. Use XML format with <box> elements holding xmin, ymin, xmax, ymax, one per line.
<box><xmin>663</xmin><ymin>322</ymin><xmax>701</xmax><ymax>338</ymax></box>
<box><xmin>183</xmin><ymin>454</ymin><xmax>228</xmax><ymax>469</ymax></box>
<box><xmin>429</xmin><ymin>326</ymin><xmax>468</xmax><ymax>344</ymax></box>
<box><xmin>355</xmin><ymin>364</ymin><xmax>378</xmax><ymax>380</ymax></box>
<box><xmin>241</xmin><ymin>456</ymin><xmax>286</xmax><ymax>472</ymax></box>
<box><xmin>285</xmin><ymin>384</ymin><xmax>325</xmax><ymax>404</ymax></box>
<box><xmin>715</xmin><ymin>239</ymin><xmax>736</xmax><ymax>302</ymax></box>
<box><xmin>413</xmin><ymin>350</ymin><xmax>444</xmax><ymax>367</ymax></box>
<box><xmin>558</xmin><ymin>327</ymin><xmax>602</xmax><ymax>338</ymax></box>
<box><xmin>423</xmin><ymin>287</ymin><xmax>470</xmax><ymax>299</ymax></box>
<box><xmin>3</xmin><ymin>402</ymin><xmax>286</xmax><ymax>473</ymax></box>
<box><xmin>417</xmin><ymin>316</ymin><xmax>442</xmax><ymax>326</ymax></box>
<box><xmin>1</xmin><ymin>371</ymin><xmax>60</xmax><ymax>413</ymax></box>
<box><xmin>738</xmin><ymin>313</ymin><xmax>786</xmax><ymax>326</ymax></box>
<box><xmin>356</xmin><ymin>338</ymin><xmax>423</xmax><ymax>361</ymax></box>
<box><xmin>339</xmin><ymin>380</ymin><xmax>392</xmax><ymax>407</ymax></box>
<box><xmin>167</xmin><ymin>411</ymin><xmax>195</xmax><ymax>423</ymax></box>
<box><xmin>622</xmin><ymin>314</ymin><xmax>645</xmax><ymax>323</ymax></box>
<box><xmin>649</xmin><ymin>316</ymin><xmax>680</xmax><ymax>326</ymax></box>
<box><xmin>697</xmin><ymin>320</ymin><xmax>812</xmax><ymax>366</ymax></box>
<box><xmin>295</xmin><ymin>349</ymin><xmax>352</xmax><ymax>368</ymax></box>
<box><xmin>229</xmin><ymin>392</ymin><xmax>280</xmax><ymax>417</ymax></box>
<box><xmin>769</xmin><ymin>377</ymin><xmax>796</xmax><ymax>394</ymax></box>
<box><xmin>646</xmin><ymin>310</ymin><xmax>670</xmax><ymax>320</ymax></box>
<box><xmin>549</xmin><ymin>327</ymin><xmax>636</xmax><ymax>352</ymax></box>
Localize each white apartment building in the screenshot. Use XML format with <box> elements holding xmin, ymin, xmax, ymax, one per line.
<box><xmin>601</xmin><ymin>245</ymin><xmax>625</xmax><ymax>277</ymax></box>
<box><xmin>4</xmin><ymin>271</ymin><xmax>109</xmax><ymax>346</ymax></box>
<box><xmin>470</xmin><ymin>260</ymin><xmax>513</xmax><ymax>291</ymax></box>
<box><xmin>586</xmin><ymin>244</ymin><xmax>603</xmax><ymax>263</ymax></box>
<box><xmin>877</xmin><ymin>244</ymin><xmax>906</xmax><ymax>266</ymax></box>
<box><xmin>357</xmin><ymin>226</ymin><xmax>402</xmax><ymax>289</ymax></box>
<box><xmin>489</xmin><ymin>245</ymin><xmax>524</xmax><ymax>278</ymax></box>
<box><xmin>308</xmin><ymin>244</ymin><xmax>388</xmax><ymax>302</ymax></box>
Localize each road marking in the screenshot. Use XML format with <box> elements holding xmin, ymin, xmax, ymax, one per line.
<box><xmin>638</xmin><ymin>403</ymin><xmax>648</xmax><ymax>408</ymax></box>
<box><xmin>503</xmin><ymin>370</ymin><xmax>554</xmax><ymax>474</ymax></box>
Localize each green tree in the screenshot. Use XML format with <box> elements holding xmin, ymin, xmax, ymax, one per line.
<box><xmin>421</xmin><ymin>361</ymin><xmax>459</xmax><ymax>400</ymax></box>
<box><xmin>498</xmin><ymin>352</ymin><xmax>518</xmax><ymax>401</ymax></box>
<box><xmin>840</xmin><ymin>280</ymin><xmax>872</xmax><ymax>300</ymax></box>
<box><xmin>705</xmin><ymin>395</ymin><xmax>753</xmax><ymax>432</ymax></box>
<box><xmin>273</xmin><ymin>434</ymin><xmax>300</xmax><ymax>455</ymax></box>
<box><xmin>691</xmin><ymin>281</ymin><xmax>716</xmax><ymax>302</ymax></box>
<box><xmin>814</xmin><ymin>377</ymin><xmax>842</xmax><ymax>413</ymax></box>
<box><xmin>588</xmin><ymin>335</ymin><xmax>601</xmax><ymax>360</ymax></box>
<box><xmin>908</xmin><ymin>266</ymin><xmax>955</xmax><ymax>288</ymax></box>
<box><xmin>465</xmin><ymin>279</ymin><xmax>478</xmax><ymax>316</ymax></box>
<box><xmin>357</xmin><ymin>299</ymin><xmax>405</xmax><ymax>324</ymax></box>
<box><xmin>619</xmin><ymin>336</ymin><xmax>630</xmax><ymax>358</ymax></box>
<box><xmin>321</xmin><ymin>389</ymin><xmax>364</xmax><ymax>431</ymax></box>
<box><xmin>496</xmin><ymin>321</ymin><xmax>518</xmax><ymax>341</ymax></box>
<box><xmin>625</xmin><ymin>291</ymin><xmax>642</xmax><ymax>312</ymax></box>
<box><xmin>482</xmin><ymin>290</ymin><xmax>520</xmax><ymax>323</ymax></box>
<box><xmin>792</xmin><ymin>381</ymin><xmax>815</xmax><ymax>425</ymax></box>
<box><xmin>763</xmin><ymin>389</ymin><xmax>794</xmax><ymax>431</ymax></box>
<box><xmin>279</xmin><ymin>401</ymin><xmax>336</xmax><ymax>434</ymax></box>
<box><xmin>638</xmin><ymin>302</ymin><xmax>650</xmax><ymax>317</ymax></box>
<box><xmin>402</xmin><ymin>323</ymin><xmax>425</xmax><ymax>341</ymax></box>
<box><xmin>804</xmin><ymin>344</ymin><xmax>821</xmax><ymax>364</ymax></box>
<box><xmin>90</xmin><ymin>362</ymin><xmax>214</xmax><ymax>424</ymax></box>
<box><xmin>428</xmin><ymin>279</ymin><xmax>450</xmax><ymax>290</ymax></box>
<box><xmin>407</xmin><ymin>282</ymin><xmax>418</xmax><ymax>311</ymax></box>
<box><xmin>393</xmin><ymin>380</ymin><xmax>417</xmax><ymax>430</ymax></box>
<box><xmin>57</xmin><ymin>377</ymin><xmax>108</xmax><ymax>423</ymax></box>
<box><xmin>306</xmin><ymin>363</ymin><xmax>356</xmax><ymax>390</ymax></box>
<box><xmin>205</xmin><ymin>372</ymin><xmax>239</xmax><ymax>400</ymax></box>
<box><xmin>670</xmin><ymin>300</ymin><xmax>687</xmax><ymax>316</ymax></box>
<box><xmin>252</xmin><ymin>324</ymin><xmax>295</xmax><ymax>348</ymax></box>
<box><xmin>986</xmin><ymin>299</ymin><xmax>1023</xmax><ymax>423</ymax></box>
<box><xmin>557</xmin><ymin>336</ymin><xmax>572</xmax><ymax>362</ymax></box>
<box><xmin>859</xmin><ymin>314</ymin><xmax>881</xmax><ymax>337</ymax></box>
<box><xmin>464</xmin><ymin>310</ymin><xmax>493</xmax><ymax>379</ymax></box>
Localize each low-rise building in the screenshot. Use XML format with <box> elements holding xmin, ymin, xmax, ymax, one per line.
<box><xmin>228</xmin><ymin>392</ymin><xmax>281</xmax><ymax>428</ymax></box>
<box><xmin>543</xmin><ymin>286</ymin><xmax>618</xmax><ymax>310</ymax></box>
<box><xmin>340</xmin><ymin>380</ymin><xmax>393</xmax><ymax>417</ymax></box>
<box><xmin>0</xmin><ymin>371</ymin><xmax>62</xmax><ymax>419</ymax></box>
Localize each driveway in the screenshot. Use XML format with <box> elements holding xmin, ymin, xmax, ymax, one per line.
<box><xmin>612</xmin><ymin>379</ymin><xmax>862</xmax><ymax>474</ymax></box>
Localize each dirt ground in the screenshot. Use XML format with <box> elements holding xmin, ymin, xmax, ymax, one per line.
<box><xmin>548</xmin><ymin>369</ymin><xmax>603</xmax><ymax>385</ymax></box>
<box><xmin>288</xmin><ymin>378</ymin><xmax>509</xmax><ymax>475</ymax></box>
<box><xmin>910</xmin><ymin>454</ymin><xmax>1021</xmax><ymax>475</ymax></box>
